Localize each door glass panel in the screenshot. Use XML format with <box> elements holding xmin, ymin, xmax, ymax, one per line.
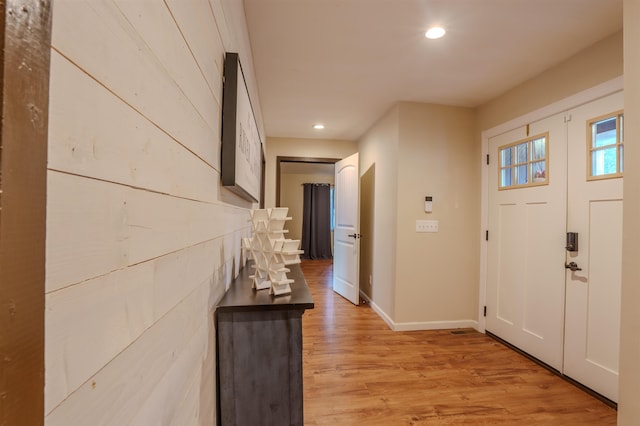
<box><xmin>588</xmin><ymin>112</ymin><xmax>623</xmax><ymax>179</ymax></box>
<box><xmin>532</xmin><ymin>138</ymin><xmax>546</xmax><ymax>160</ymax></box>
<box><xmin>516</xmin><ymin>164</ymin><xmax>528</xmax><ymax>185</ymax></box>
<box><xmin>499</xmin><ymin>133</ymin><xmax>548</xmax><ymax>189</ymax></box>
<box><xmin>532</xmin><ymin>161</ymin><xmax>546</xmax><ymax>181</ymax></box>
<box><xmin>502</xmin><ymin>147</ymin><xmax>513</xmax><ymax>166</ymax></box>
<box><xmin>592</xmin><ymin>117</ymin><xmax>616</xmax><ymax>148</ymax></box>
<box><xmin>517</xmin><ymin>143</ymin><xmax>528</xmax><ymax>163</ymax></box>
<box><xmin>592</xmin><ymin>148</ymin><xmax>617</xmax><ymax>176</ymax></box>
<box><xmin>501</xmin><ymin>168</ymin><xmax>513</xmax><ymax>187</ymax></box>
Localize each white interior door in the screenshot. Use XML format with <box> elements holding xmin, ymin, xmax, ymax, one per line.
<box><xmin>563</xmin><ymin>91</ymin><xmax>624</xmax><ymax>402</ymax></box>
<box><xmin>486</xmin><ymin>112</ymin><xmax>567</xmax><ymax>370</ymax></box>
<box><xmin>333</xmin><ymin>153</ymin><xmax>360</xmax><ymax>305</ymax></box>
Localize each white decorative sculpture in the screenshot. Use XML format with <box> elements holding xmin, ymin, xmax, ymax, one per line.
<box><xmin>243</xmin><ymin>207</ymin><xmax>303</xmax><ymax>296</ymax></box>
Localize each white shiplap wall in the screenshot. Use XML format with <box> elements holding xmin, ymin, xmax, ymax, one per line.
<box><xmin>45</xmin><ymin>1</ymin><xmax>260</xmax><ymax>424</ymax></box>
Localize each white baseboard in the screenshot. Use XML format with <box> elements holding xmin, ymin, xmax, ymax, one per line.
<box><xmin>359</xmin><ymin>291</ymin><xmax>394</xmax><ymax>330</ymax></box>
<box><xmin>359</xmin><ymin>291</ymin><xmax>479</xmax><ymax>332</ymax></box>
<box><xmin>393</xmin><ymin>319</ymin><xmax>479</xmax><ymax>332</ymax></box>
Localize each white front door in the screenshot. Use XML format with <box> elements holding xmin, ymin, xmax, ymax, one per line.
<box><xmin>486</xmin><ymin>113</ymin><xmax>568</xmax><ymax>370</ymax></box>
<box><xmin>563</xmin><ymin>91</ymin><xmax>624</xmax><ymax>402</ymax></box>
<box><xmin>333</xmin><ymin>153</ymin><xmax>360</xmax><ymax>305</ymax></box>
<box><xmin>486</xmin><ymin>90</ymin><xmax>624</xmax><ymax>402</ymax></box>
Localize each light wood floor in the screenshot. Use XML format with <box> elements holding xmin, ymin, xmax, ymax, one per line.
<box><xmin>300</xmin><ymin>259</ymin><xmax>617</xmax><ymax>425</ymax></box>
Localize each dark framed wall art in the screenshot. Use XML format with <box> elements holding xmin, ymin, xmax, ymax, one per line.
<box><xmin>221</xmin><ymin>52</ymin><xmax>262</xmax><ymax>203</ymax></box>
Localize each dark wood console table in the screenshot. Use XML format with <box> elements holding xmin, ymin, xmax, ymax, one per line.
<box><xmin>215</xmin><ymin>262</ymin><xmax>314</xmax><ymax>425</ymax></box>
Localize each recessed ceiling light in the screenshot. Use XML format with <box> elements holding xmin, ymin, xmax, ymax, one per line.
<box><xmin>313</xmin><ymin>124</ymin><xmax>325</xmax><ymax>130</ymax></box>
<box><xmin>425</xmin><ymin>27</ymin><xmax>446</xmax><ymax>39</ymax></box>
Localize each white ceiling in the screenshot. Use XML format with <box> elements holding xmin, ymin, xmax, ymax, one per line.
<box><xmin>243</xmin><ymin>0</ymin><xmax>622</xmax><ymax>141</ymax></box>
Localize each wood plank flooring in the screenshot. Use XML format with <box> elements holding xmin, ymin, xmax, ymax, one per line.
<box><xmin>300</xmin><ymin>259</ymin><xmax>617</xmax><ymax>425</ymax></box>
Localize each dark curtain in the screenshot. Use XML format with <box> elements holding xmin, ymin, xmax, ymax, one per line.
<box><xmin>301</xmin><ymin>183</ymin><xmax>333</xmax><ymax>259</ymax></box>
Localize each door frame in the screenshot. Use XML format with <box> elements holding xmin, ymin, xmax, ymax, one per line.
<box><xmin>275</xmin><ymin>156</ymin><xmax>340</xmax><ymax>207</ymax></box>
<box><xmin>478</xmin><ymin>76</ymin><xmax>624</xmax><ymax>332</ymax></box>
<box><xmin>0</xmin><ymin>1</ymin><xmax>52</xmax><ymax>424</ymax></box>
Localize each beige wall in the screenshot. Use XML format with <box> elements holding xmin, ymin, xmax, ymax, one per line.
<box><xmin>478</xmin><ymin>31</ymin><xmax>623</xmax><ymax>131</ymax></box>
<box><xmin>359</xmin><ymin>164</ymin><xmax>375</xmax><ymax>298</ymax></box>
<box><xmin>359</xmin><ymin>102</ymin><xmax>478</xmax><ymax>327</ymax></box>
<box><xmin>394</xmin><ymin>103</ymin><xmax>479</xmax><ymax>324</ymax></box>
<box><xmin>358</xmin><ymin>105</ymin><xmax>400</xmax><ymax>321</ymax></box>
<box><xmin>265</xmin><ymin>137</ymin><xmax>357</xmax><ymax>208</ymax></box>
<box><xmin>618</xmin><ymin>0</ymin><xmax>640</xmax><ymax>423</ymax></box>
<box><xmin>358</xmin><ymin>30</ymin><xmax>624</xmax><ymax>331</ymax></box>
<box><xmin>280</xmin><ymin>172</ymin><xmax>334</xmax><ymax>241</ymax></box>
<box><xmin>46</xmin><ymin>1</ymin><xmax>258</xmax><ymax>423</ymax></box>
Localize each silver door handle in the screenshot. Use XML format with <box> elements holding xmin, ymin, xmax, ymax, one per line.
<box><xmin>565</xmin><ymin>262</ymin><xmax>582</xmax><ymax>271</ymax></box>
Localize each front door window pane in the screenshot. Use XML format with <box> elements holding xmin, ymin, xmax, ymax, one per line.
<box><xmin>588</xmin><ymin>111</ymin><xmax>623</xmax><ymax>179</ymax></box>
<box><xmin>592</xmin><ymin>117</ymin><xmax>616</xmax><ymax>147</ymax></box>
<box><xmin>517</xmin><ymin>144</ymin><xmax>528</xmax><ymax>163</ymax></box>
<box><xmin>532</xmin><ymin>138</ymin><xmax>545</xmax><ymax>160</ymax></box>
<box><xmin>502</xmin><ymin>168</ymin><xmax>513</xmax><ymax>187</ymax></box>
<box><xmin>592</xmin><ymin>148</ymin><xmax>617</xmax><ymax>176</ymax></box>
<box><xmin>502</xmin><ymin>147</ymin><xmax>513</xmax><ymax>167</ymax></box>
<box><xmin>516</xmin><ymin>164</ymin><xmax>528</xmax><ymax>185</ymax></box>
<box><xmin>499</xmin><ymin>133</ymin><xmax>548</xmax><ymax>190</ymax></box>
<box><xmin>532</xmin><ymin>161</ymin><xmax>546</xmax><ymax>181</ymax></box>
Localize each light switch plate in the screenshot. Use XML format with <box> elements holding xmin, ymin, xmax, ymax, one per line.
<box><xmin>416</xmin><ymin>220</ymin><xmax>439</xmax><ymax>233</ymax></box>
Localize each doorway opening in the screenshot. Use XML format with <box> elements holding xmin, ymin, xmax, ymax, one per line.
<box><xmin>276</xmin><ymin>156</ymin><xmax>339</xmax><ymax>257</ymax></box>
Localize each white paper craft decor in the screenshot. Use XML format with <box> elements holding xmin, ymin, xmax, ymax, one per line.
<box><xmin>242</xmin><ymin>207</ymin><xmax>304</xmax><ymax>296</ymax></box>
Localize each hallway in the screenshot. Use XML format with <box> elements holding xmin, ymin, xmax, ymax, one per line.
<box><xmin>300</xmin><ymin>259</ymin><xmax>616</xmax><ymax>425</ymax></box>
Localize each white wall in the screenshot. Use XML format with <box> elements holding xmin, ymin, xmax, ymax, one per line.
<box><xmin>45</xmin><ymin>1</ymin><xmax>260</xmax><ymax>424</ymax></box>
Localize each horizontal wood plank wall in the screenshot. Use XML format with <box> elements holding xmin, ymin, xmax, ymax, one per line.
<box><xmin>45</xmin><ymin>0</ymin><xmax>256</xmax><ymax>424</ymax></box>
